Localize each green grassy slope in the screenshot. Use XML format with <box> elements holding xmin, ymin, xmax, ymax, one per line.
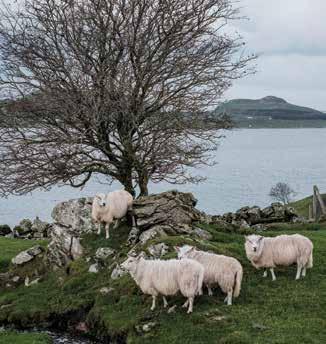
<box><xmin>0</xmin><ymin>331</ymin><xmax>50</xmax><ymax>344</ymax></box>
<box><xmin>290</xmin><ymin>194</ymin><xmax>326</xmax><ymax>218</ymax></box>
<box><xmin>0</xmin><ymin>223</ymin><xmax>326</xmax><ymax>343</ymax></box>
<box><xmin>0</xmin><ymin>237</ymin><xmax>48</xmax><ymax>272</ymax></box>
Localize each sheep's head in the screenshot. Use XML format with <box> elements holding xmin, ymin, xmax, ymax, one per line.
<box><xmin>174</xmin><ymin>245</ymin><xmax>195</xmax><ymax>259</ymax></box>
<box><xmin>95</xmin><ymin>193</ymin><xmax>107</xmax><ymax>207</ymax></box>
<box><xmin>121</xmin><ymin>256</ymin><xmax>142</xmax><ymax>274</ymax></box>
<box><xmin>245</xmin><ymin>235</ymin><xmax>264</xmax><ymax>255</ymax></box>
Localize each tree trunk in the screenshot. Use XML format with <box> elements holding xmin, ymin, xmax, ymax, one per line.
<box><xmin>138</xmin><ymin>173</ymin><xmax>149</xmax><ymax>196</ymax></box>
<box><xmin>120</xmin><ymin>173</ymin><xmax>136</xmax><ymax>198</ymax></box>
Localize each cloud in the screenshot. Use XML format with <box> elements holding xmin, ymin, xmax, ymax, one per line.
<box><xmin>225</xmin><ymin>0</ymin><xmax>326</xmax><ymax>110</ymax></box>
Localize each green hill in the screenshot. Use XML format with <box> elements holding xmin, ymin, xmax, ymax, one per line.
<box><xmin>215</xmin><ymin>96</ymin><xmax>326</xmax><ymax>128</ymax></box>
<box><xmin>1</xmin><ymin>222</ymin><xmax>326</xmax><ymax>343</ymax></box>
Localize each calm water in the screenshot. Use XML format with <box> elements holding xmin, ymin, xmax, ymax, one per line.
<box><xmin>1</xmin><ymin>128</ymin><xmax>325</xmax><ymax>226</ymax></box>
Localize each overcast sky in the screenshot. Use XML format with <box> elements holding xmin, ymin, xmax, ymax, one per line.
<box><xmin>224</xmin><ymin>0</ymin><xmax>326</xmax><ymax>111</ymax></box>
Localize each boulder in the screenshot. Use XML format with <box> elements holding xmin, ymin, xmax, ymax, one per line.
<box><xmin>11</xmin><ymin>245</ymin><xmax>44</xmax><ymax>265</ymax></box>
<box><xmin>51</xmin><ymin>197</ymin><xmax>96</xmax><ymax>234</ymax></box>
<box><xmin>31</xmin><ymin>217</ymin><xmax>51</xmax><ymax>239</ymax></box>
<box><xmin>95</xmin><ymin>247</ymin><xmax>116</xmax><ymax>261</ymax></box>
<box><xmin>47</xmin><ymin>224</ymin><xmax>84</xmax><ymax>267</ymax></box>
<box><xmin>148</xmin><ymin>243</ymin><xmax>169</xmax><ymax>258</ymax></box>
<box><xmin>111</xmin><ymin>264</ymin><xmax>127</xmax><ymax>280</ymax></box>
<box><xmin>15</xmin><ymin>219</ymin><xmax>33</xmax><ymax>236</ymax></box>
<box><xmin>193</xmin><ymin>227</ymin><xmax>213</xmax><ymax>240</ymax></box>
<box><xmin>89</xmin><ymin>263</ymin><xmax>100</xmax><ymax>273</ymax></box>
<box><xmin>134</xmin><ymin>190</ymin><xmax>201</xmax><ymax>230</ymax></box>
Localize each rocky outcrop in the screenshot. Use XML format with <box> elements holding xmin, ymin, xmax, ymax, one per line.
<box><xmin>133</xmin><ymin>190</ymin><xmax>201</xmax><ymax>243</ymax></box>
<box><xmin>47</xmin><ymin>191</ymin><xmax>202</xmax><ymax>266</ymax></box>
<box><xmin>209</xmin><ymin>203</ymin><xmax>299</xmax><ymax>229</ymax></box>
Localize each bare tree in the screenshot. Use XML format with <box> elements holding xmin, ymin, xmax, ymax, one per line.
<box><xmin>0</xmin><ymin>0</ymin><xmax>255</xmax><ymax>197</ymax></box>
<box><xmin>269</xmin><ymin>182</ymin><xmax>297</xmax><ymax>205</ymax></box>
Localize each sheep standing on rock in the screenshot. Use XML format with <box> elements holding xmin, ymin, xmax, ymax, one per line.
<box><xmin>175</xmin><ymin>245</ymin><xmax>243</xmax><ymax>306</ymax></box>
<box><xmin>92</xmin><ymin>190</ymin><xmax>136</xmax><ymax>239</ymax></box>
<box><xmin>245</xmin><ymin>234</ymin><xmax>313</xmax><ymax>281</ymax></box>
<box><xmin>121</xmin><ymin>256</ymin><xmax>204</xmax><ymax>314</ymax></box>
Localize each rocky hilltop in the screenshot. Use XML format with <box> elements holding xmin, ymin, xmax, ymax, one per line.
<box><xmin>215</xmin><ymin>96</ymin><xmax>326</xmax><ymax>122</ymax></box>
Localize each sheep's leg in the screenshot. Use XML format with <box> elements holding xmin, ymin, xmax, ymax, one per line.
<box><xmin>302</xmin><ymin>267</ymin><xmax>307</xmax><ymax>277</ymax></box>
<box><xmin>113</xmin><ymin>219</ymin><xmax>120</xmax><ymax>229</ymax></box>
<box><xmin>295</xmin><ymin>265</ymin><xmax>302</xmax><ymax>280</ymax></box>
<box><xmin>182</xmin><ymin>299</ymin><xmax>189</xmax><ymax>308</ymax></box>
<box><xmin>150</xmin><ymin>296</ymin><xmax>157</xmax><ymax>311</ymax></box>
<box><xmin>187</xmin><ymin>297</ymin><xmax>194</xmax><ymax>314</ymax></box>
<box><xmin>97</xmin><ymin>223</ymin><xmax>102</xmax><ymax>235</ymax></box>
<box><xmin>163</xmin><ymin>296</ymin><xmax>168</xmax><ymax>308</ymax></box>
<box><xmin>207</xmin><ymin>286</ymin><xmax>213</xmax><ymax>296</ymax></box>
<box><xmin>226</xmin><ymin>291</ymin><xmax>233</xmax><ymax>306</ymax></box>
<box><xmin>263</xmin><ymin>269</ymin><xmax>268</xmax><ymax>278</ymax></box>
<box><xmin>270</xmin><ymin>268</ymin><xmax>276</xmax><ymax>281</ymax></box>
<box><xmin>105</xmin><ymin>223</ymin><xmax>111</xmax><ymax>239</ymax></box>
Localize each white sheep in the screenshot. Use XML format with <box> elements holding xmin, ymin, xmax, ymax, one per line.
<box><xmin>120</xmin><ymin>256</ymin><xmax>204</xmax><ymax>314</ymax></box>
<box><xmin>244</xmin><ymin>234</ymin><xmax>313</xmax><ymax>281</ymax></box>
<box><xmin>92</xmin><ymin>190</ymin><xmax>136</xmax><ymax>239</ymax></box>
<box><xmin>175</xmin><ymin>245</ymin><xmax>243</xmax><ymax>306</ymax></box>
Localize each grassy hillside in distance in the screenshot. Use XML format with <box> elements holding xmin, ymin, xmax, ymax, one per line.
<box><xmin>290</xmin><ymin>194</ymin><xmax>326</xmax><ymax>218</ymax></box>
<box><xmin>1</xmin><ymin>222</ymin><xmax>326</xmax><ymax>343</ymax></box>
<box><xmin>215</xmin><ymin>96</ymin><xmax>326</xmax><ymax>128</ymax></box>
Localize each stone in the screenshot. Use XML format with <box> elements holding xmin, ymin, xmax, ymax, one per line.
<box><xmin>47</xmin><ymin>224</ymin><xmax>84</xmax><ymax>267</ymax></box>
<box><xmin>99</xmin><ymin>287</ymin><xmax>114</xmax><ymax>295</ymax></box>
<box><xmin>127</xmin><ymin>227</ymin><xmax>140</xmax><ymax>245</ymax></box>
<box><xmin>167</xmin><ymin>305</ymin><xmax>177</xmax><ymax>314</ymax></box>
<box><xmin>135</xmin><ymin>322</ymin><xmax>157</xmax><ymax>334</ymax></box>
<box><xmin>89</xmin><ymin>263</ymin><xmax>100</xmax><ymax>273</ymax></box>
<box><xmin>11</xmin><ymin>245</ymin><xmax>44</xmax><ymax>265</ymax></box>
<box><xmin>12</xmin><ymin>276</ymin><xmax>20</xmax><ymax>283</ymax></box>
<box><xmin>31</xmin><ymin>217</ymin><xmax>51</xmax><ymax>238</ymax></box>
<box><xmin>51</xmin><ymin>197</ymin><xmax>96</xmax><ymax>234</ymax></box>
<box><xmin>148</xmin><ymin>243</ymin><xmax>169</xmax><ymax>258</ymax></box>
<box><xmin>139</xmin><ymin>226</ymin><xmax>168</xmax><ymax>244</ymax></box>
<box><xmin>111</xmin><ymin>264</ymin><xmax>127</xmax><ymax>280</ymax></box>
<box><xmin>15</xmin><ymin>219</ymin><xmax>33</xmax><ymax>236</ymax></box>
<box><xmin>24</xmin><ymin>276</ymin><xmax>41</xmax><ymax>287</ymax></box>
<box><xmin>95</xmin><ymin>247</ymin><xmax>116</xmax><ymax>261</ymax></box>
<box><xmin>239</xmin><ymin>219</ymin><xmax>250</xmax><ymax>229</ymax></box>
<box><xmin>193</xmin><ymin>227</ymin><xmax>213</xmax><ymax>240</ymax></box>
<box><xmin>251</xmin><ymin>224</ymin><xmax>268</xmax><ymax>231</ymax></box>
<box><xmin>134</xmin><ymin>190</ymin><xmax>201</xmax><ymax>231</ymax></box>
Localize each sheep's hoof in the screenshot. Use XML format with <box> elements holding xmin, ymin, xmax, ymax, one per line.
<box><xmin>187</xmin><ymin>309</ymin><xmax>193</xmax><ymax>314</ymax></box>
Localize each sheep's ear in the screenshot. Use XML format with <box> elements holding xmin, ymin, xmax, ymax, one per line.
<box><xmin>258</xmin><ymin>236</ymin><xmax>264</xmax><ymax>242</ymax></box>
<box><xmin>174</xmin><ymin>246</ymin><xmax>180</xmax><ymax>252</ymax></box>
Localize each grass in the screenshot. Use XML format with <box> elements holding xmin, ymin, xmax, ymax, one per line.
<box><xmin>0</xmin><ymin>331</ymin><xmax>51</xmax><ymax>344</ymax></box>
<box><xmin>0</xmin><ymin>237</ymin><xmax>48</xmax><ymax>272</ymax></box>
<box><xmin>290</xmin><ymin>194</ymin><xmax>326</xmax><ymax>218</ymax></box>
<box><xmin>0</xmin><ymin>223</ymin><xmax>326</xmax><ymax>343</ymax></box>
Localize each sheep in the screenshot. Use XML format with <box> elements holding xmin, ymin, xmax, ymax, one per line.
<box><xmin>175</xmin><ymin>245</ymin><xmax>243</xmax><ymax>306</ymax></box>
<box><xmin>92</xmin><ymin>190</ymin><xmax>136</xmax><ymax>239</ymax></box>
<box><xmin>120</xmin><ymin>256</ymin><xmax>204</xmax><ymax>314</ymax></box>
<box><xmin>244</xmin><ymin>234</ymin><xmax>313</xmax><ymax>281</ymax></box>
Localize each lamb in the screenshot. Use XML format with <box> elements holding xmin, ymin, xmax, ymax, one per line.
<box><xmin>120</xmin><ymin>256</ymin><xmax>204</xmax><ymax>313</ymax></box>
<box><xmin>244</xmin><ymin>234</ymin><xmax>313</xmax><ymax>281</ymax></box>
<box><xmin>175</xmin><ymin>245</ymin><xmax>243</xmax><ymax>306</ymax></box>
<box><xmin>91</xmin><ymin>190</ymin><xmax>136</xmax><ymax>239</ymax></box>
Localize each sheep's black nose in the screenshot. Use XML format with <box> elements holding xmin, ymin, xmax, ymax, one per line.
<box><xmin>253</xmin><ymin>248</ymin><xmax>257</xmax><ymax>252</ymax></box>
